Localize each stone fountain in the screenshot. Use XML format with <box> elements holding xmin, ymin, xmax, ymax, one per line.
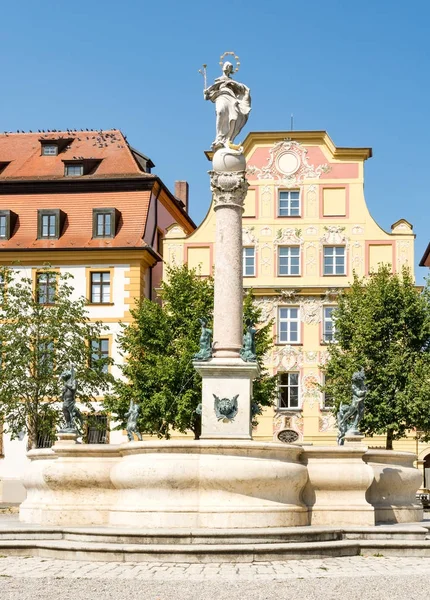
<box><xmin>18</xmin><ymin>55</ymin><xmax>423</xmax><ymax>535</ymax></box>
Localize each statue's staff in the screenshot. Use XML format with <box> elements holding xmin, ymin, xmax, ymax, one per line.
<box><xmin>198</xmin><ymin>64</ymin><xmax>207</xmax><ymax>90</ymax></box>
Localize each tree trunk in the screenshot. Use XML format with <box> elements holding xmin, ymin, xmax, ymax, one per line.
<box><xmin>386</xmin><ymin>429</ymin><xmax>394</xmax><ymax>450</ymax></box>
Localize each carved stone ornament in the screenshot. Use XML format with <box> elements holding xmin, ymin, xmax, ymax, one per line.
<box><xmin>210</xmin><ymin>171</ymin><xmax>249</xmax><ymax>208</ymax></box>
<box><xmin>213</xmin><ymin>394</ymin><xmax>239</xmax><ymax>422</ymax></box>
<box><xmin>301</xmin><ymin>298</ymin><xmax>323</xmax><ymax>324</ymax></box>
<box><xmin>247</xmin><ymin>140</ymin><xmax>330</xmax><ymax>185</ymax></box>
<box><xmin>277</xmin><ymin>429</ymin><xmax>299</xmax><ymax>444</ymax></box>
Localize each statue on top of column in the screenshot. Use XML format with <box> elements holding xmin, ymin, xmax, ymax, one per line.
<box><xmin>201</xmin><ymin>52</ymin><xmax>251</xmax><ymax>151</ymax></box>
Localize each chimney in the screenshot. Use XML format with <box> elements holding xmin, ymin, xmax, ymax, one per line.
<box><xmin>175</xmin><ymin>180</ymin><xmax>189</xmax><ymax>213</ymax></box>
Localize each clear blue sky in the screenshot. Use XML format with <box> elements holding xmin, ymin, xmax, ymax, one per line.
<box><xmin>1</xmin><ymin>0</ymin><xmax>429</xmax><ymax>282</ymax></box>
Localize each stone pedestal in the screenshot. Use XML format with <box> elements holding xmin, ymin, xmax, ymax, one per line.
<box><xmin>194</xmin><ymin>359</ymin><xmax>259</xmax><ymax>440</ymax></box>
<box><xmin>344</xmin><ymin>432</ymin><xmax>366</xmax><ymax>447</ymax></box>
<box><xmin>55</xmin><ymin>432</ymin><xmax>78</xmax><ymax>446</ymax></box>
<box><xmin>303</xmin><ymin>446</ymin><xmax>374</xmax><ymax>526</ymax></box>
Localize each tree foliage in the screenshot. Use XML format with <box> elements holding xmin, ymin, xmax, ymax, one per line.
<box><xmin>104</xmin><ymin>264</ymin><xmax>276</xmax><ymax>439</ymax></box>
<box><xmin>323</xmin><ymin>265</ymin><xmax>430</xmax><ymax>449</ymax></box>
<box><xmin>0</xmin><ymin>267</ymin><xmax>113</xmax><ymax>449</ymax></box>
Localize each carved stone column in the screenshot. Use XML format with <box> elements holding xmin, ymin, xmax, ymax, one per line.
<box><xmin>194</xmin><ymin>148</ymin><xmax>259</xmax><ymax>440</ymax></box>
<box><xmin>210</xmin><ymin>166</ymin><xmax>248</xmax><ymax>357</ymax></box>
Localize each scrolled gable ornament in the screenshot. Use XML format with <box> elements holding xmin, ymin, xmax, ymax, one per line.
<box><xmin>213</xmin><ymin>394</ymin><xmax>239</xmax><ymax>422</ymax></box>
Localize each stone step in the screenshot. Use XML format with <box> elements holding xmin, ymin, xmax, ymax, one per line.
<box><xmin>360</xmin><ymin>539</ymin><xmax>430</xmax><ymax>556</ymax></box>
<box><xmin>0</xmin><ymin>538</ymin><xmax>360</xmax><ymax>562</ymax></box>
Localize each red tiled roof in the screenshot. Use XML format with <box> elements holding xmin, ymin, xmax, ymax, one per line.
<box><xmin>0</xmin><ymin>130</ymin><xmax>152</xmax><ymax>180</ymax></box>
<box><xmin>0</xmin><ymin>130</ymin><xmax>195</xmax><ymax>253</ymax></box>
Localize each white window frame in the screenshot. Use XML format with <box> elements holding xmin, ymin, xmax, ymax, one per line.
<box><xmin>278</xmin><ymin>246</ymin><xmax>301</xmax><ymax>276</ymax></box>
<box><xmin>323</xmin><ymin>246</ymin><xmax>346</xmax><ymax>276</ymax></box>
<box><xmin>278</xmin><ymin>306</ymin><xmax>300</xmax><ymax>344</ymax></box>
<box><xmin>243</xmin><ymin>247</ymin><xmax>255</xmax><ymax>277</ymax></box>
<box><xmin>278</xmin><ymin>372</ymin><xmax>300</xmax><ymax>410</ymax></box>
<box><xmin>322</xmin><ymin>306</ymin><xmax>336</xmax><ymax>343</ymax></box>
<box><xmin>278</xmin><ymin>190</ymin><xmax>301</xmax><ymax>217</ymax></box>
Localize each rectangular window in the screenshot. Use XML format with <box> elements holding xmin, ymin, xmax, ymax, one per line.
<box><xmin>41</xmin><ymin>214</ymin><xmax>56</xmax><ymax>238</ymax></box>
<box><xmin>278</xmin><ymin>246</ymin><xmax>300</xmax><ymax>276</ymax></box>
<box><xmin>278</xmin><ymin>307</ymin><xmax>300</xmax><ymax>343</ymax></box>
<box><xmin>278</xmin><ymin>190</ymin><xmax>300</xmax><ymax>217</ymax></box>
<box><xmin>91</xmin><ymin>338</ymin><xmax>109</xmax><ymax>373</ymax></box>
<box><xmin>243</xmin><ymin>247</ymin><xmax>255</xmax><ymax>277</ymax></box>
<box><xmin>0</xmin><ymin>215</ymin><xmax>7</xmax><ymax>238</ymax></box>
<box><xmin>65</xmin><ymin>164</ymin><xmax>83</xmax><ymax>177</ymax></box>
<box><xmin>97</xmin><ymin>213</ymin><xmax>112</xmax><ymax>237</ymax></box>
<box><xmin>38</xmin><ymin>209</ymin><xmax>63</xmax><ymax>240</ymax></box>
<box><xmin>323</xmin><ymin>307</ymin><xmax>336</xmax><ymax>342</ymax></box>
<box><xmin>92</xmin><ymin>208</ymin><xmax>117</xmax><ymax>239</ymax></box>
<box><xmin>36</xmin><ymin>272</ymin><xmax>57</xmax><ymax>304</ymax></box>
<box><xmin>323</xmin><ymin>246</ymin><xmax>346</xmax><ymax>275</ymax></box>
<box><xmin>42</xmin><ymin>144</ymin><xmax>58</xmax><ymax>156</ymax></box>
<box><xmin>278</xmin><ymin>372</ymin><xmax>300</xmax><ymax>409</ymax></box>
<box><xmin>90</xmin><ymin>272</ymin><xmax>110</xmax><ymax>304</ymax></box>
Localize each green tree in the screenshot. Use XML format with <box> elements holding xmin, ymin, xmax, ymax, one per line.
<box><xmin>0</xmin><ymin>267</ymin><xmax>112</xmax><ymax>449</ymax></box>
<box><xmin>104</xmin><ymin>264</ymin><xmax>276</xmax><ymax>439</ymax></box>
<box><xmin>323</xmin><ymin>265</ymin><xmax>430</xmax><ymax>449</ymax></box>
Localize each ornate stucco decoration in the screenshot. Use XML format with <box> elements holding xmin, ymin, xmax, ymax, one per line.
<box><xmin>273</xmin><ymin>345</ymin><xmax>304</xmax><ymax>371</ymax></box>
<box><xmin>280</xmin><ymin>289</ymin><xmax>298</xmax><ymax>302</ymax></box>
<box><xmin>352</xmin><ymin>225</ymin><xmax>364</xmax><ymax>235</ymax></box>
<box><xmin>300</xmin><ymin>298</ymin><xmax>323</xmax><ymax>324</ymax></box>
<box><xmin>274</xmin><ymin>227</ymin><xmax>303</xmax><ymax>247</ymax></box>
<box><xmin>253</xmin><ymin>296</ymin><xmax>277</xmax><ymax>322</ymax></box>
<box><xmin>260</xmin><ymin>226</ymin><xmax>272</xmax><ymax>236</ymax></box>
<box><xmin>273</xmin><ymin>413</ymin><xmax>303</xmax><ymax>439</ymax></box>
<box><xmin>319</xmin><ymin>413</ymin><xmax>337</xmax><ymax>433</ymax></box>
<box><xmin>305</xmin><ymin>225</ymin><xmax>318</xmax><ymax>236</ymax></box>
<box><xmin>320</xmin><ymin>225</ymin><xmax>348</xmax><ymax>246</ymax></box>
<box><xmin>213</xmin><ymin>394</ymin><xmax>239</xmax><ymax>422</ymax></box>
<box><xmin>247</xmin><ymin>140</ymin><xmax>330</xmax><ymax>185</ymax></box>
<box><xmin>302</xmin><ymin>373</ymin><xmax>321</xmax><ymax>409</ymax></box>
<box><xmin>210</xmin><ymin>171</ymin><xmax>249</xmax><ymax>208</ymax></box>
<box><xmin>242</xmin><ymin>226</ymin><xmax>257</xmax><ymax>245</ymax></box>
<box><xmin>304</xmin><ymin>351</ymin><xmax>318</xmax><ymax>364</ymax></box>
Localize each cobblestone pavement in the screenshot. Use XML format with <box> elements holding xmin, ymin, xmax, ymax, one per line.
<box><xmin>0</xmin><ymin>554</ymin><xmax>428</xmax><ymax>580</ymax></box>
<box><xmin>0</xmin><ymin>555</ymin><xmax>430</xmax><ymax>599</ymax></box>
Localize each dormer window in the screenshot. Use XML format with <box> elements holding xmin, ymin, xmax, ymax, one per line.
<box><xmin>42</xmin><ymin>144</ymin><xmax>58</xmax><ymax>156</ymax></box>
<box><xmin>92</xmin><ymin>208</ymin><xmax>119</xmax><ymax>238</ymax></box>
<box><xmin>39</xmin><ymin>137</ymin><xmax>73</xmax><ymax>156</ymax></box>
<box><xmin>0</xmin><ymin>210</ymin><xmax>17</xmax><ymax>240</ymax></box>
<box><xmin>65</xmin><ymin>163</ymin><xmax>84</xmax><ymax>177</ymax></box>
<box><xmin>37</xmin><ymin>209</ymin><xmax>65</xmax><ymax>240</ymax></box>
<box><xmin>63</xmin><ymin>158</ymin><xmax>102</xmax><ymax>177</ymax></box>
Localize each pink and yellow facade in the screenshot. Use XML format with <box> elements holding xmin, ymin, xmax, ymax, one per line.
<box><xmin>163</xmin><ymin>130</ymin><xmax>423</xmax><ymax>452</ymax></box>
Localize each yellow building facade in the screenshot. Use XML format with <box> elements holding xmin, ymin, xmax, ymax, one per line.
<box><xmin>163</xmin><ymin>130</ymin><xmax>429</xmax><ymax>461</ymax></box>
